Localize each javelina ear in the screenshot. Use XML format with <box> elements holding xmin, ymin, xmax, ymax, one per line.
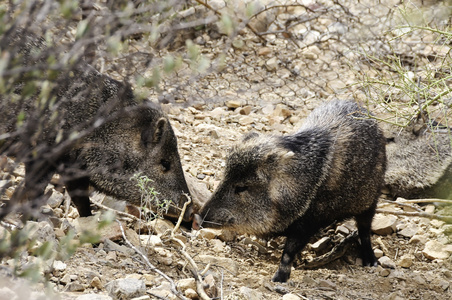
<box><xmin>242</xmin><ymin>132</ymin><xmax>259</xmax><ymax>142</ymax></box>
<box><xmin>141</xmin><ymin>117</ymin><xmax>167</xmax><ymax>147</ymax></box>
<box><xmin>266</xmin><ymin>150</ymin><xmax>295</xmax><ymax>165</ymax></box>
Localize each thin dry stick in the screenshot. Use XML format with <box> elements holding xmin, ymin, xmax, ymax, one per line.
<box><xmin>375</xmin><ymin>208</ymin><xmax>452</xmax><ymax>223</ymax></box>
<box><xmin>171</xmin><ymin>194</ymin><xmax>212</xmax><ymax>300</ymax></box>
<box><xmin>396</xmin><ymin>198</ymin><xmax>452</xmax><ymax>205</ymax></box>
<box><xmin>116</xmin><ymin>220</ymin><xmax>188</xmax><ymax>300</ymax></box>
<box><xmin>379</xmin><ymin>199</ymin><xmax>424</xmax><ymax>213</ymax></box>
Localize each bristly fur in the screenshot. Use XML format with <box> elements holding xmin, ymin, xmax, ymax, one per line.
<box><xmin>198</xmin><ymin>100</ymin><xmax>386</xmax><ymax>282</ymax></box>
<box><xmin>0</xmin><ymin>29</ymin><xmax>193</xmax><ymax>221</ymax></box>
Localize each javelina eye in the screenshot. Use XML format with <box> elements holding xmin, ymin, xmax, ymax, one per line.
<box><xmin>161</xmin><ymin>159</ymin><xmax>171</xmax><ymax>172</ymax></box>
<box><xmin>235</xmin><ymin>185</ymin><xmax>248</xmax><ymax>194</ymax></box>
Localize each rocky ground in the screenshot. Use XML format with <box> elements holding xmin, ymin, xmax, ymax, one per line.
<box><xmin>1</xmin><ymin>0</ymin><xmax>452</xmax><ymax>299</ymax></box>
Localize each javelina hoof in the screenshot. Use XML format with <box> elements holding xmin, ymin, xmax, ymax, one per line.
<box><xmin>192</xmin><ymin>213</ymin><xmax>203</xmax><ymax>230</ymax></box>
<box><xmin>271</xmin><ymin>269</ymin><xmax>290</xmax><ymax>283</ymax></box>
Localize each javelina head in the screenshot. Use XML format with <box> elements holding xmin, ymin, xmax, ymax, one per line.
<box><xmin>84</xmin><ymin>102</ymin><xmax>193</xmax><ymax>222</ymax></box>
<box><xmin>197</xmin><ymin>133</ymin><xmax>303</xmax><ymax>236</ymax></box>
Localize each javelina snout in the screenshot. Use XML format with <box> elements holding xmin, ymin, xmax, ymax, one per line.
<box><xmin>82</xmin><ymin>105</ymin><xmax>193</xmax><ymax>221</ymax></box>
<box><xmin>196</xmin><ymin>100</ymin><xmax>386</xmax><ymax>282</ymax></box>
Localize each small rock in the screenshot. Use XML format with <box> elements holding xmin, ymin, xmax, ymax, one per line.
<box><xmin>139</xmin><ymin>235</ymin><xmax>162</xmax><ymax>247</ymax></box>
<box><xmin>265</xmin><ymin>57</ymin><xmax>278</xmax><ymax>71</ymax></box>
<box><xmin>106</xmin><ymin>278</ymin><xmax>146</xmax><ymax>300</ymax></box>
<box><xmin>424</xmin><ymin>204</ymin><xmax>435</xmax><ymax>214</ymax></box>
<box><xmin>239</xmin><ymin>106</ymin><xmax>253</xmax><ymax>115</ymax></box>
<box><xmin>422</xmin><ymin>240</ymin><xmax>451</xmax><ymax>260</ymax></box>
<box><xmin>210</xmin><ymin>239</ymin><xmax>225</xmax><ymax>253</ymax></box>
<box><xmin>184</xmin><ymin>288</ymin><xmax>198</xmax><ymax>299</ymax></box>
<box><xmin>148</xmin><ymin>282</ymin><xmax>174</xmax><ymax>300</ymax></box>
<box><xmin>409</xmin><ymin>234</ymin><xmax>427</xmax><ymax>244</ymax></box>
<box><xmin>398</xmin><ymin>223</ymin><xmax>418</xmax><ymax>238</ymax></box>
<box><xmin>225</xmin><ymin>100</ymin><xmax>243</xmax><ymax>109</ymax></box>
<box><xmin>261</xmin><ymin>104</ymin><xmax>274</xmax><ymax>115</ymax></box>
<box><xmin>76</xmin><ymin>294</ymin><xmax>113</xmax><ymax>300</ymax></box>
<box><xmin>377</xmin><ymin>266</ymin><xmax>390</xmax><ymax>277</ymax></box>
<box><xmin>60</xmin><ymin>273</ymin><xmax>73</xmax><ymax>285</ymax></box>
<box><xmin>239</xmin><ymin>115</ymin><xmax>254</xmax><ymax>126</ymax></box>
<box><xmin>374</xmin><ymin>248</ymin><xmax>384</xmax><ymax>258</ymax></box>
<box><xmin>177</xmin><ymin>278</ymin><xmax>196</xmax><ymax>292</ymax></box>
<box><xmin>65</xmin><ymin>282</ymin><xmax>85</xmax><ymax>292</ymax></box>
<box><xmin>198</xmin><ymin>255</ymin><xmax>238</xmax><ymax>276</ymax></box>
<box><xmin>371</xmin><ymin>214</ymin><xmax>397</xmax><ymax>235</ymax></box>
<box><xmin>130</xmin><ymin>296</ymin><xmax>151</xmax><ymax>300</ymax></box>
<box><xmin>53</xmin><ymin>260</ymin><xmax>67</xmax><ymax>271</ymax></box>
<box><xmin>147</xmin><ymin>219</ymin><xmax>175</xmax><ymax>235</ymax></box>
<box><xmin>258</xmin><ymin>47</ymin><xmax>272</xmax><ymax>56</ymax></box>
<box><xmin>397</xmin><ymin>254</ymin><xmax>414</xmax><ymax>268</ymax></box>
<box><xmin>335</xmin><ymin>225</ymin><xmax>349</xmax><ymax>235</ymax></box>
<box><xmin>318</xmin><ymin>279</ymin><xmax>336</xmax><ymax>290</ymax></box>
<box><xmin>91</xmin><ymin>276</ymin><xmax>103</xmax><ymax>290</ymax></box>
<box><xmin>282</xmin><ymin>294</ymin><xmax>302</xmax><ymax>300</ymax></box>
<box><xmin>239</xmin><ymin>287</ymin><xmax>263</xmax><ymax>300</ymax></box>
<box><xmin>47</xmin><ymin>190</ymin><xmax>64</xmax><ymax>208</ymax></box>
<box><xmin>310</xmin><ymin>236</ymin><xmax>330</xmax><ymax>252</ymax></box>
<box><xmin>197</xmin><ymin>228</ymin><xmax>220</xmax><ymax>240</ymax></box>
<box><xmin>378</xmin><ymin>256</ymin><xmax>396</xmax><ymax>269</ymax></box>
<box><xmin>209</xmin><ymin>107</ymin><xmax>227</xmax><ymax>120</ymax></box>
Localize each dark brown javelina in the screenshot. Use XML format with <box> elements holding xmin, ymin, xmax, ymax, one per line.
<box><xmin>0</xmin><ymin>29</ymin><xmax>193</xmax><ymax>222</ymax></box>
<box><xmin>194</xmin><ymin>100</ymin><xmax>386</xmax><ymax>282</ymax></box>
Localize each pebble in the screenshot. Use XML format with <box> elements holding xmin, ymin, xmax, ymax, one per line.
<box><xmin>239</xmin><ymin>287</ymin><xmax>263</xmax><ymax>300</ymax></box>
<box><xmin>105</xmin><ymin>278</ymin><xmax>146</xmax><ymax>300</ymax></box>
<box><xmin>398</xmin><ymin>223</ymin><xmax>418</xmax><ymax>238</ymax></box>
<box><xmin>76</xmin><ymin>294</ymin><xmax>113</xmax><ymax>300</ymax></box>
<box><xmin>91</xmin><ymin>276</ymin><xmax>103</xmax><ymax>289</ymax></box>
<box><xmin>177</xmin><ymin>278</ymin><xmax>196</xmax><ymax>292</ymax></box>
<box><xmin>374</xmin><ymin>248</ymin><xmax>384</xmax><ymax>258</ymax></box>
<box><xmin>184</xmin><ymin>288</ymin><xmax>198</xmax><ymax>299</ymax></box>
<box><xmin>282</xmin><ymin>294</ymin><xmax>302</xmax><ymax>300</ymax></box>
<box><xmin>53</xmin><ymin>260</ymin><xmax>67</xmax><ymax>271</ymax></box>
<box><xmin>310</xmin><ymin>236</ymin><xmax>330</xmax><ymax>252</ymax></box>
<box><xmin>197</xmin><ymin>228</ymin><xmax>220</xmax><ymax>239</ymax></box>
<box><xmin>398</xmin><ymin>254</ymin><xmax>414</xmax><ymax>268</ymax></box>
<box><xmin>378</xmin><ymin>256</ymin><xmax>396</xmax><ymax>269</ymax></box>
<box><xmin>422</xmin><ymin>240</ymin><xmax>451</xmax><ymax>260</ymax></box>
<box><xmin>198</xmin><ymin>255</ymin><xmax>238</xmax><ymax>276</ymax></box>
<box><xmin>371</xmin><ymin>214</ymin><xmax>397</xmax><ymax>235</ymax></box>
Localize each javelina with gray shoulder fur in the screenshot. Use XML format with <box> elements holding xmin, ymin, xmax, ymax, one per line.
<box><xmin>0</xmin><ymin>29</ymin><xmax>193</xmax><ymax>222</ymax></box>
<box><xmin>194</xmin><ymin>100</ymin><xmax>386</xmax><ymax>282</ymax></box>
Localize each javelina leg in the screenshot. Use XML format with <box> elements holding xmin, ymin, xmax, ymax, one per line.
<box><xmin>272</xmin><ymin>235</ymin><xmax>311</xmax><ymax>282</ymax></box>
<box><xmin>66</xmin><ymin>176</ymin><xmax>92</xmax><ymax>217</ymax></box>
<box><xmin>356</xmin><ymin>210</ymin><xmax>377</xmax><ymax>267</ymax></box>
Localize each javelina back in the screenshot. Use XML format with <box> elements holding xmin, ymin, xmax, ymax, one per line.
<box><xmin>0</xmin><ymin>29</ymin><xmax>193</xmax><ymax>222</ymax></box>
<box><xmin>194</xmin><ymin>100</ymin><xmax>386</xmax><ymax>282</ymax></box>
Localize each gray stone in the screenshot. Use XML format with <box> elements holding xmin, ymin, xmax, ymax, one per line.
<box><xmin>47</xmin><ymin>190</ymin><xmax>64</xmax><ymax>209</ymax></box>
<box><xmin>106</xmin><ymin>278</ymin><xmax>146</xmax><ymax>300</ymax></box>
<box><xmin>310</xmin><ymin>236</ymin><xmax>330</xmax><ymax>252</ymax></box>
<box><xmin>176</xmin><ymin>278</ymin><xmax>196</xmax><ymax>292</ymax></box>
<box><xmin>372</xmin><ymin>214</ymin><xmax>397</xmax><ymax>235</ymax></box>
<box><xmin>282</xmin><ymin>294</ymin><xmax>302</xmax><ymax>300</ymax></box>
<box><xmin>422</xmin><ymin>240</ymin><xmax>451</xmax><ymax>260</ymax></box>
<box><xmin>239</xmin><ymin>287</ymin><xmax>263</xmax><ymax>300</ymax></box>
<box><xmin>398</xmin><ymin>254</ymin><xmax>414</xmax><ymax>268</ymax></box>
<box><xmin>378</xmin><ymin>256</ymin><xmax>396</xmax><ymax>269</ymax></box>
<box><xmin>198</xmin><ymin>255</ymin><xmax>238</xmax><ymax>276</ymax></box>
<box><xmin>76</xmin><ymin>294</ymin><xmax>113</xmax><ymax>300</ymax></box>
<box><xmin>398</xmin><ymin>223</ymin><xmax>418</xmax><ymax>238</ymax></box>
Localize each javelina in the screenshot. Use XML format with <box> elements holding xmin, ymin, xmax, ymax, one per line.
<box><xmin>0</xmin><ymin>29</ymin><xmax>193</xmax><ymax>221</ymax></box>
<box><xmin>383</xmin><ymin>119</ymin><xmax>452</xmax><ymax>199</ymax></box>
<box><xmin>194</xmin><ymin>100</ymin><xmax>386</xmax><ymax>282</ymax></box>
